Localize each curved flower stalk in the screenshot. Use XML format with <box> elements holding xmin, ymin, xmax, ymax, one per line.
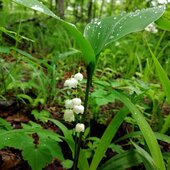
<box><xmin>63</xmin><ymin>72</ymin><xmax>86</xmax><ymax>169</ymax></box>
<box><xmin>63</xmin><ymin>72</ymin><xmax>84</xmax><ymax>121</ymax></box>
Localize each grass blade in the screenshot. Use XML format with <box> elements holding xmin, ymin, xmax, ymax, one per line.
<box><xmin>160</xmin><ymin>114</ymin><xmax>170</xmax><ymax>134</ymax></box>
<box><xmin>89</xmin><ymin>107</ymin><xmax>129</xmax><ymax>170</ymax></box>
<box><xmin>149</xmin><ymin>47</ymin><xmax>170</xmax><ymax>104</ymax></box>
<box><xmin>112</xmin><ymin>90</ymin><xmax>165</xmax><ymax>170</ymax></box>
<box><xmin>131</xmin><ymin>141</ymin><xmax>156</xmax><ymax>170</ymax></box>
<box><xmin>99</xmin><ymin>150</ymin><xmax>143</xmax><ymax>170</ymax></box>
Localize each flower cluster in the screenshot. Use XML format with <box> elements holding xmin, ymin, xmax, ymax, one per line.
<box><xmin>145</xmin><ymin>23</ymin><xmax>158</xmax><ymax>34</ymax></box>
<box><xmin>64</xmin><ymin>73</ymin><xmax>83</xmax><ymax>88</ymax></box>
<box><xmin>63</xmin><ymin>73</ymin><xmax>85</xmax><ymax>133</ymax></box>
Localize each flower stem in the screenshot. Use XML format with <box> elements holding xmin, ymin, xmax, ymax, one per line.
<box><xmin>73</xmin><ymin>63</ymin><xmax>94</xmax><ymax>170</ymax></box>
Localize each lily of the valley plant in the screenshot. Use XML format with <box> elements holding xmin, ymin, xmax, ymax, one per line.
<box><xmin>12</xmin><ymin>0</ymin><xmax>166</xmax><ymax>170</ymax></box>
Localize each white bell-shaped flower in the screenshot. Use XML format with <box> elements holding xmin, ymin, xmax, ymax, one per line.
<box><xmin>75</xmin><ymin>123</ymin><xmax>85</xmax><ymax>133</ymax></box>
<box><xmin>65</xmin><ymin>99</ymin><xmax>74</xmax><ymax>109</ymax></box>
<box><xmin>72</xmin><ymin>98</ymin><xmax>81</xmax><ymax>106</ymax></box>
<box><xmin>64</xmin><ymin>78</ymin><xmax>78</xmax><ymax>88</ymax></box>
<box><xmin>74</xmin><ymin>73</ymin><xmax>83</xmax><ymax>81</ymax></box>
<box><xmin>63</xmin><ymin>109</ymin><xmax>75</xmax><ymax>122</ymax></box>
<box><xmin>64</xmin><ymin>79</ymin><xmax>71</xmax><ymax>87</ymax></box>
<box><xmin>73</xmin><ymin>105</ymin><xmax>84</xmax><ymax>114</ymax></box>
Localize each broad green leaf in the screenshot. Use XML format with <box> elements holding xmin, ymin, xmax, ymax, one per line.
<box><xmin>112</xmin><ymin>90</ymin><xmax>165</xmax><ymax>170</ymax></box>
<box><xmin>98</xmin><ymin>150</ymin><xmax>143</xmax><ymax>170</ymax></box>
<box><xmin>22</xmin><ymin>143</ymin><xmax>53</xmax><ymax>170</ymax></box>
<box><xmin>89</xmin><ymin>107</ymin><xmax>129</xmax><ymax>170</ymax></box>
<box><xmin>12</xmin><ymin>0</ymin><xmax>95</xmax><ymax>66</ymax></box>
<box><xmin>84</xmin><ymin>6</ymin><xmax>165</xmax><ymax>56</ymax></box>
<box><xmin>149</xmin><ymin>47</ymin><xmax>170</xmax><ymax>104</ymax></box>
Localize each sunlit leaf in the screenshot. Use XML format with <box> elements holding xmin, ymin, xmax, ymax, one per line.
<box><xmin>84</xmin><ymin>6</ymin><xmax>165</xmax><ymax>56</ymax></box>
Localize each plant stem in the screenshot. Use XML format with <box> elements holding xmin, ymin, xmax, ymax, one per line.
<box><xmin>73</xmin><ymin>63</ymin><xmax>94</xmax><ymax>170</ymax></box>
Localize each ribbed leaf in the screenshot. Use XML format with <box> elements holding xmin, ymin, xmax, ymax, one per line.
<box><xmin>12</xmin><ymin>0</ymin><xmax>95</xmax><ymax>65</ymax></box>
<box><xmin>84</xmin><ymin>6</ymin><xmax>165</xmax><ymax>56</ymax></box>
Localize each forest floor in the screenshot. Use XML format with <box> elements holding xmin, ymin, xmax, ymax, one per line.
<box><xmin>0</xmin><ymin>94</ymin><xmax>170</xmax><ymax>169</ymax></box>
